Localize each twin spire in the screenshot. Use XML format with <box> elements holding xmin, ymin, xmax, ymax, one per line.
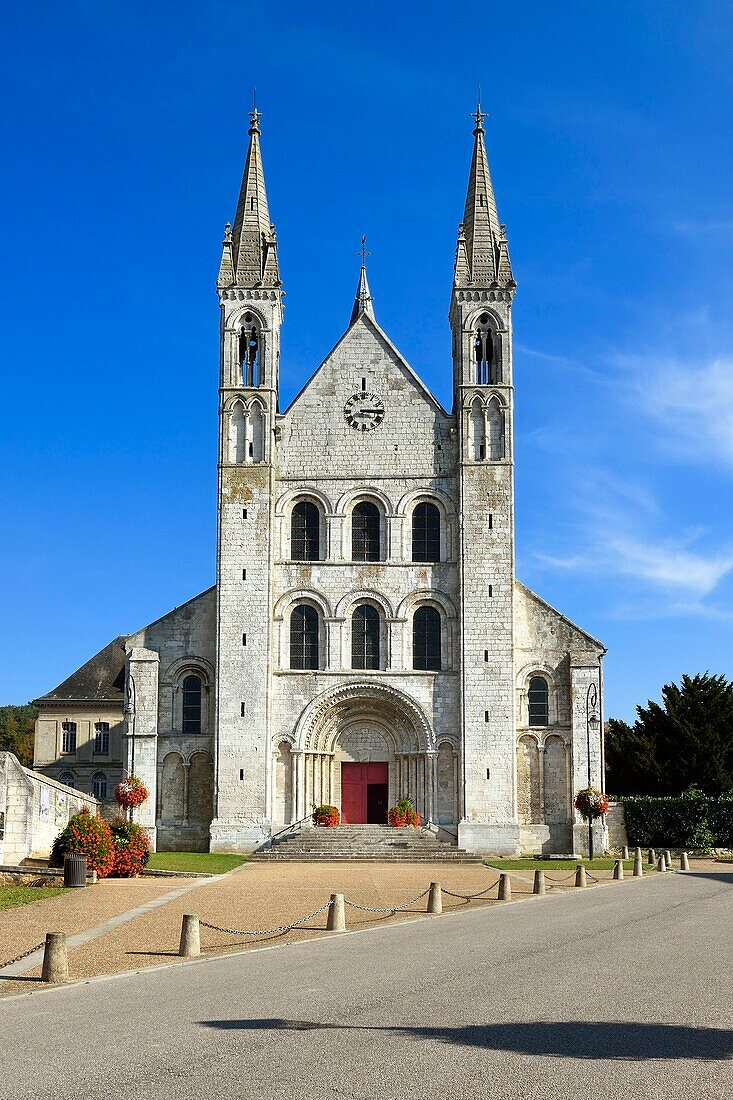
<box><xmin>453</xmin><ymin>100</ymin><xmax>514</xmax><ymax>290</ymax></box>
<box><xmin>218</xmin><ymin>107</ymin><xmax>280</xmax><ymax>289</ymax></box>
<box><xmin>218</xmin><ymin>100</ymin><xmax>513</xmax><ymax>305</ymax></box>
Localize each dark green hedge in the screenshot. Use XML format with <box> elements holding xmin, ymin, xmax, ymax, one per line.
<box><xmin>620</xmin><ymin>795</ymin><xmax>733</xmax><ymax>848</ymax></box>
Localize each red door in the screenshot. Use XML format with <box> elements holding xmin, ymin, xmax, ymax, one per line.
<box><xmin>341</xmin><ymin>763</ymin><xmax>388</xmax><ymax>823</ymax></box>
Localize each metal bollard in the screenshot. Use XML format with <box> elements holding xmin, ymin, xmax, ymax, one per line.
<box><xmin>648</xmin><ymin>848</ymin><xmax>655</xmax><ymax>865</ymax></box>
<box><xmin>622</xmin><ymin>845</ymin><xmax>629</xmax><ymax>860</ymax></box>
<box><xmin>613</xmin><ymin>858</ymin><xmax>624</xmax><ymax>881</ymax></box>
<box><xmin>427</xmin><ymin>882</ymin><xmax>442</xmax><ymax>915</ymax></box>
<box><xmin>680</xmin><ymin>851</ymin><xmax>690</xmax><ymax>871</ymax></box>
<box><xmin>497</xmin><ymin>873</ymin><xmax>512</xmax><ymax>901</ymax></box>
<box><xmin>664</xmin><ymin>850</ymin><xmax>672</xmax><ymax>870</ymax></box>
<box><xmin>633</xmin><ymin>850</ymin><xmax>644</xmax><ymax>877</ymax></box>
<box><xmin>179</xmin><ymin>914</ymin><xmax>200</xmax><ymax>958</ymax></box>
<box><xmin>326</xmin><ymin>893</ymin><xmax>346</xmax><ymax>932</ymax></box>
<box><xmin>575</xmin><ymin>865</ymin><xmax>587</xmax><ymax>888</ymax></box>
<box><xmin>41</xmin><ymin>932</ymin><xmax>69</xmax><ymax>984</ymax></box>
<box><xmin>532</xmin><ymin>869</ymin><xmax>546</xmax><ymax>896</ymax></box>
<box><xmin>657</xmin><ymin>854</ymin><xmax>666</xmax><ymax>872</ymax></box>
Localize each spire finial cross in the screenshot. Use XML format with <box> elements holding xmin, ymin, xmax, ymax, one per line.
<box><xmin>470</xmin><ymin>86</ymin><xmax>487</xmax><ymax>135</ymax></box>
<box><xmin>249</xmin><ymin>88</ymin><xmax>261</xmax><ymax>136</ymax></box>
<box><xmin>356</xmin><ymin>234</ymin><xmax>371</xmax><ymax>268</ymax></box>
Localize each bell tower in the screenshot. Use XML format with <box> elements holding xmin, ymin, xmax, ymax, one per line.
<box><xmin>451</xmin><ymin>104</ymin><xmax>520</xmax><ymax>854</ymax></box>
<box><xmin>210</xmin><ymin>108</ymin><xmax>283</xmax><ymax>851</ymax></box>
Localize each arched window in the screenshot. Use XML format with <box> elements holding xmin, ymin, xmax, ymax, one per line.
<box><xmin>248</xmin><ymin>402</ymin><xmax>264</xmax><ymax>463</ymax></box>
<box><xmin>291</xmin><ymin>501</ymin><xmax>320</xmax><ymax>561</ymax></box>
<box><xmin>239</xmin><ymin>314</ymin><xmax>260</xmax><ymax>387</ymax></box>
<box><xmin>290</xmin><ymin>605</ymin><xmax>320</xmax><ymax>670</ymax></box>
<box><xmin>230</xmin><ymin>402</ymin><xmax>246</xmax><ymax>464</ymax></box>
<box><xmin>351</xmin><ymin>605</ymin><xmax>380</xmax><ymax>669</ymax></box>
<box><xmin>352</xmin><ymin>501</ymin><xmax>381</xmax><ymax>561</ymax></box>
<box><xmin>92</xmin><ymin>772</ymin><xmax>108</xmax><ymax>800</ymax></box>
<box><xmin>528</xmin><ymin>676</ymin><xmax>549</xmax><ymax>726</ymax></box>
<box><xmin>413</xmin><ymin>606</ymin><xmax>441</xmax><ymax>671</ymax></box>
<box><xmin>58</xmin><ymin>771</ymin><xmax>75</xmax><ymax>789</ymax></box>
<box><xmin>487</xmin><ymin>399</ymin><xmax>505</xmax><ymax>460</ymax></box>
<box><xmin>182</xmin><ymin>674</ymin><xmax>203</xmax><ymax>734</ymax></box>
<box><xmin>412</xmin><ymin>502</ymin><xmax>440</xmax><ymax>563</ymax></box>
<box><xmin>474</xmin><ymin>313</ymin><xmax>500</xmax><ymax>385</ymax></box>
<box><xmin>469</xmin><ymin>398</ymin><xmax>485</xmax><ymax>461</ymax></box>
<box><xmin>61</xmin><ymin>722</ymin><xmax>77</xmax><ymax>753</ymax></box>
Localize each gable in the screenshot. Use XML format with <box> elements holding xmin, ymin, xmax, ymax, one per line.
<box><xmin>278</xmin><ymin>315</ymin><xmax>456</xmax><ymax>481</ymax></box>
<box><xmin>514</xmin><ymin>580</ymin><xmax>606</xmax><ymax>655</ymax></box>
<box><xmin>126</xmin><ymin>587</ymin><xmax>216</xmax><ymax>678</ymax></box>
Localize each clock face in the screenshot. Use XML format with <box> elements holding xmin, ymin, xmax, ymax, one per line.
<box><xmin>344</xmin><ymin>391</ymin><xmax>385</xmax><ymax>432</ymax></box>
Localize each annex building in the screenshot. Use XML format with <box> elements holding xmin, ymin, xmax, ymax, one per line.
<box><xmin>33</xmin><ymin>108</ymin><xmax>606</xmax><ymax>857</ymax></box>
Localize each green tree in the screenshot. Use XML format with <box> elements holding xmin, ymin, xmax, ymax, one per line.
<box><xmin>0</xmin><ymin>704</ymin><xmax>38</xmax><ymax>767</ymax></box>
<box><xmin>605</xmin><ymin>673</ymin><xmax>733</xmax><ymax>796</ymax></box>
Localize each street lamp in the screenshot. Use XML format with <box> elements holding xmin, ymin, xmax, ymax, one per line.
<box><xmin>124</xmin><ymin>673</ymin><xmax>137</xmax><ymax>820</ymax></box>
<box><xmin>586</xmin><ymin>682</ymin><xmax>600</xmax><ymax>860</ymax></box>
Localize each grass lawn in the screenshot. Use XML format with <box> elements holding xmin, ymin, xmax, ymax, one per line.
<box><xmin>146</xmin><ymin>851</ymin><xmax>248</xmax><ymax>875</ymax></box>
<box><xmin>485</xmin><ymin>858</ymin><xmax>648</xmax><ymax>871</ymax></box>
<box><xmin>0</xmin><ymin>885</ymin><xmax>68</xmax><ymax>911</ymax></box>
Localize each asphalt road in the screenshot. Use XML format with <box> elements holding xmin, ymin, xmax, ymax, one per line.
<box><xmin>1</xmin><ymin>870</ymin><xmax>731</xmax><ymax>1100</ymax></box>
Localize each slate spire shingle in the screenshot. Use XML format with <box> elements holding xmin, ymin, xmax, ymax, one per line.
<box><xmin>219</xmin><ymin>107</ymin><xmax>280</xmax><ymax>289</ymax></box>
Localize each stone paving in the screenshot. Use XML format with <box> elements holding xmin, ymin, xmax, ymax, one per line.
<box><xmin>0</xmin><ymin>858</ymin><xmax>686</xmax><ymax>999</ymax></box>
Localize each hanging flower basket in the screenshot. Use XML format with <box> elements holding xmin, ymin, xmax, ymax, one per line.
<box><xmin>312</xmin><ymin>804</ymin><xmax>340</xmax><ymax>827</ymax></box>
<box><xmin>388</xmin><ymin>798</ymin><xmax>421</xmax><ymax>829</ymax></box>
<box><xmin>574</xmin><ymin>787</ymin><xmax>610</xmax><ymax>822</ymax></box>
<box><xmin>114</xmin><ymin>776</ymin><xmax>149</xmax><ymax>809</ymax></box>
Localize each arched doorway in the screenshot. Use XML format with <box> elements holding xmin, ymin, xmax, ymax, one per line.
<box><xmin>288</xmin><ymin>681</ymin><xmax>437</xmax><ymax>825</ymax></box>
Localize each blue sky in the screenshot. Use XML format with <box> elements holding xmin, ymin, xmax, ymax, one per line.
<box><xmin>1</xmin><ymin>2</ymin><xmax>731</xmax><ymax>720</ymax></box>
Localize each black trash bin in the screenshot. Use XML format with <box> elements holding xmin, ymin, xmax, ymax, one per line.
<box><xmin>63</xmin><ymin>852</ymin><xmax>87</xmax><ymax>888</ymax></box>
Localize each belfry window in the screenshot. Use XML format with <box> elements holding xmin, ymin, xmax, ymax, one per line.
<box><xmin>351</xmin><ymin>605</ymin><xmax>380</xmax><ymax>670</ymax></box>
<box><xmin>413</xmin><ymin>606</ymin><xmax>442</xmax><ymax>671</ymax></box>
<box><xmin>290</xmin><ymin>605</ymin><xmax>320</xmax><ymax>670</ymax></box>
<box><xmin>182</xmin><ymin>675</ymin><xmax>203</xmax><ymax>734</ymax></box>
<box><xmin>528</xmin><ymin>676</ymin><xmax>549</xmax><ymax>726</ymax></box>
<box><xmin>239</xmin><ymin>313</ymin><xmax>260</xmax><ymax>387</ymax></box>
<box><xmin>352</xmin><ymin>501</ymin><xmax>381</xmax><ymax>561</ymax></box>
<box><xmin>474</xmin><ymin>313</ymin><xmax>500</xmax><ymax>385</ymax></box>
<box><xmin>291</xmin><ymin>501</ymin><xmax>320</xmax><ymax>561</ymax></box>
<box><xmin>412</xmin><ymin>502</ymin><xmax>440</xmax><ymax>563</ymax></box>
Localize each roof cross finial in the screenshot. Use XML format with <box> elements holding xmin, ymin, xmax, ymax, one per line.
<box><xmin>356</xmin><ymin>234</ymin><xmax>371</xmax><ymax>268</ymax></box>
<box><xmin>249</xmin><ymin>88</ymin><xmax>261</xmax><ymax>136</ymax></box>
<box><xmin>470</xmin><ymin>87</ymin><xmax>487</xmax><ymax>135</ymax></box>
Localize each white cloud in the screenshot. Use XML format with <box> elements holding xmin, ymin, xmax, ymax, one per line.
<box><xmin>620</xmin><ymin>355</ymin><xmax>733</xmax><ymax>471</ymax></box>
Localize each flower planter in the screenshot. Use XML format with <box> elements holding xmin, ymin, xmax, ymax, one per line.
<box><xmin>312</xmin><ymin>805</ymin><xmax>340</xmax><ymax>827</ymax></box>
<box><xmin>387</xmin><ymin>799</ymin><xmax>421</xmax><ymax>829</ymax></box>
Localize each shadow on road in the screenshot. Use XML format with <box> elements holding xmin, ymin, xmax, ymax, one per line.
<box><xmin>679</xmin><ymin>871</ymin><xmax>733</xmax><ymax>885</ymax></box>
<box><xmin>200</xmin><ymin>1018</ymin><xmax>733</xmax><ymax>1061</ymax></box>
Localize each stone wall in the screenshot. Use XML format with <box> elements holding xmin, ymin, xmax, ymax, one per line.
<box><xmin>0</xmin><ymin>752</ymin><xmax>98</xmax><ymax>865</ymax></box>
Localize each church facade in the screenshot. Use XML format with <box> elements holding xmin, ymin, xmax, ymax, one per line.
<box><xmin>33</xmin><ymin>108</ymin><xmax>606</xmax><ymax>857</ymax></box>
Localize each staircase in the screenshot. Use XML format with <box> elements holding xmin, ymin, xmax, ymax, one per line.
<box><xmin>252</xmin><ymin>824</ymin><xmax>482</xmax><ymax>863</ymax></box>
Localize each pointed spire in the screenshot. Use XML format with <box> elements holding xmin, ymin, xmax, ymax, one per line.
<box><xmin>228</xmin><ymin>104</ymin><xmax>280</xmax><ymax>287</ymax></box>
<box><xmin>349</xmin><ymin>236</ymin><xmax>376</xmax><ymax>325</ymax></box>
<box><xmin>455</xmin><ymin>98</ymin><xmax>513</xmax><ymax>289</ymax></box>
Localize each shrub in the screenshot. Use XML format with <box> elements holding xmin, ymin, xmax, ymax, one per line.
<box><xmin>51</xmin><ymin>809</ymin><xmax>115</xmax><ymax>878</ymax></box>
<box><xmin>312</xmin><ymin>805</ymin><xmax>340</xmax><ymax>827</ymax></box>
<box><xmin>388</xmin><ymin>798</ymin><xmax>421</xmax><ymax>829</ymax></box>
<box><xmin>619</xmin><ymin>793</ymin><xmax>733</xmax><ymax>848</ymax></box>
<box><xmin>109</xmin><ymin>818</ymin><xmax>151</xmax><ymax>877</ymax></box>
<box><xmin>114</xmin><ymin>776</ymin><xmax>149</xmax><ymax>809</ymax></box>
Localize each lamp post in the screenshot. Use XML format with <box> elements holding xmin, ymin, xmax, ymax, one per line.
<box><xmin>586</xmin><ymin>682</ymin><xmax>600</xmax><ymax>861</ymax></box>
<box><xmin>124</xmin><ymin>673</ymin><xmax>137</xmax><ymax>821</ymax></box>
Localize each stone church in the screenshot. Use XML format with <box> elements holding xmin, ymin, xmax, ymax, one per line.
<box><xmin>33</xmin><ymin>107</ymin><xmax>606</xmax><ymax>856</ymax></box>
